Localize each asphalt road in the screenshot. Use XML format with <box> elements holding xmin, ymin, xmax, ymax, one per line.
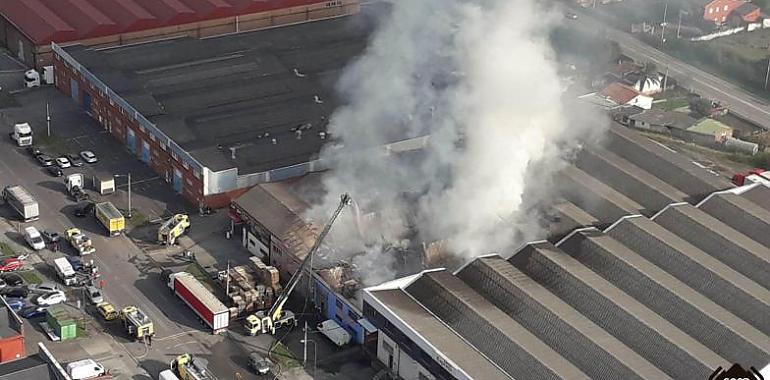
<box><xmin>0</xmin><ymin>86</ymin><xmax>265</xmax><ymax>379</ymax></box>
<box><xmin>571</xmin><ymin>6</ymin><xmax>770</xmax><ymax>131</ymax></box>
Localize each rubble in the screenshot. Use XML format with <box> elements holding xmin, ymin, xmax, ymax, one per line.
<box><xmin>220</xmin><ymin>257</ymin><xmax>282</xmax><ymax>318</ymax></box>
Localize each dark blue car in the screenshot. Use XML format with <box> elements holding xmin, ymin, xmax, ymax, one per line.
<box><xmin>19</xmin><ymin>306</ymin><xmax>47</xmax><ymax>319</ymax></box>
<box><xmin>4</xmin><ymin>297</ymin><xmax>26</xmax><ymax>311</ymax></box>
<box><xmin>66</xmin><ymin>256</ymin><xmax>84</xmax><ymax>272</ymax></box>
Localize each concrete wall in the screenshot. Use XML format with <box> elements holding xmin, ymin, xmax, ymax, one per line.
<box><xmin>19</xmin><ymin>0</ymin><xmax>360</xmax><ymax>69</ymax></box>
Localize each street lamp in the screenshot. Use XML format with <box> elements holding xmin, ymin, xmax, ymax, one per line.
<box><xmin>300</xmin><ymin>339</ymin><xmax>316</xmax><ymax>379</ymax></box>
<box><xmin>114</xmin><ymin>173</ymin><xmax>132</xmax><ymax>218</ymax></box>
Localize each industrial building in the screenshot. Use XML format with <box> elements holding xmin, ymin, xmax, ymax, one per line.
<box><xmin>363</xmin><ymin>183</ymin><xmax>770</xmax><ymax>380</ymax></box>
<box><xmin>0</xmin><ymin>298</ymin><xmax>24</xmax><ymax>364</ymax></box>
<box><xmin>52</xmin><ymin>5</ymin><xmax>374</xmax><ymax>207</ymax></box>
<box><xmin>0</xmin><ymin>343</ymin><xmax>71</xmax><ymax>380</ymax></box>
<box><xmin>0</xmin><ymin>0</ymin><xmax>359</xmax><ymax>68</ymax></box>
<box><xmin>231</xmin><ymin>181</ymin><xmax>377</xmax><ymax>345</ymax></box>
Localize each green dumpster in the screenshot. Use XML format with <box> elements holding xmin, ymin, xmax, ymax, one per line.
<box><xmin>46</xmin><ymin>306</ymin><xmax>77</xmax><ymax>341</ymax></box>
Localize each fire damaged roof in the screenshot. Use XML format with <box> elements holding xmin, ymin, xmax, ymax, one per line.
<box><xmin>364</xmin><ymin>183</ymin><xmax>770</xmax><ymax>380</ymax></box>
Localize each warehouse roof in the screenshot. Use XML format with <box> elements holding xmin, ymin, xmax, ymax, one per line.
<box><xmin>0</xmin><ymin>355</ymin><xmax>51</xmax><ymax>380</ymax></box>
<box><xmin>0</xmin><ymin>0</ymin><xmax>333</xmax><ymax>45</ymax></box>
<box><xmin>362</xmin><ymin>184</ymin><xmax>770</xmax><ymax>379</ymax></box>
<box><xmin>65</xmin><ymin>7</ymin><xmax>374</xmax><ymax>174</ymax></box>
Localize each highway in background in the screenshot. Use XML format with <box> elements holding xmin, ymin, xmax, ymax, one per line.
<box><xmin>569</xmin><ymin>4</ymin><xmax>770</xmax><ymax>131</ymax></box>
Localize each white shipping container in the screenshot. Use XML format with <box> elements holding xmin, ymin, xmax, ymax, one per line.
<box><xmin>317</xmin><ymin>319</ymin><xmax>351</xmax><ymax>347</ymax></box>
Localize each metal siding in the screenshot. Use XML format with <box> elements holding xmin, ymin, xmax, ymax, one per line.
<box><xmin>70</xmin><ymin>79</ymin><xmax>79</xmax><ymax>103</ymax></box>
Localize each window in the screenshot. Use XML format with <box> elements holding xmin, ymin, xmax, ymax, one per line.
<box><xmin>722</xmin><ymin>16</ymin><xmax>726</xmax><ymax>22</ymax></box>
<box><xmin>171</xmin><ymin>151</ymin><xmax>178</xmax><ymax>161</ymax></box>
<box><xmin>182</xmin><ymin>161</ymin><xmax>189</xmax><ymax>170</ymax></box>
<box><xmin>193</xmin><ymin>170</ymin><xmax>200</xmax><ymax>179</ymax></box>
<box><xmin>723</xmin><ymin>5</ymin><xmax>728</xmax><ymax>11</ymax></box>
<box><xmin>335</xmin><ymin>299</ymin><xmax>343</xmax><ymax>309</ymax></box>
<box><xmin>149</xmin><ymin>134</ymin><xmax>156</xmax><ymax>142</ymax></box>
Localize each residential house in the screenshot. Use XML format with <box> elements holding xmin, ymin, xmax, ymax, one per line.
<box><xmin>598</xmin><ymin>83</ymin><xmax>653</xmax><ymax>109</ymax></box>
<box><xmin>628</xmin><ymin>109</ymin><xmax>698</xmax><ymax>133</ymax></box>
<box><xmin>702</xmin><ymin>0</ymin><xmax>747</xmax><ymax>24</ymax></box>
<box><xmin>632</xmin><ymin>74</ymin><xmax>663</xmax><ymax>95</ymax></box>
<box><xmin>729</xmin><ymin>2</ymin><xmax>762</xmax><ymax>26</ymax></box>
<box><xmin>611</xmin><ymin>106</ymin><xmax>645</xmax><ymax>126</ymax></box>
<box><xmin>687</xmin><ymin>118</ymin><xmax>734</xmax><ymax>141</ymax></box>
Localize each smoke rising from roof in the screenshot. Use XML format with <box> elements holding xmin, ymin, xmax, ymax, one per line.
<box><xmin>308</xmin><ymin>0</ymin><xmax>604</xmax><ymax>284</ymax></box>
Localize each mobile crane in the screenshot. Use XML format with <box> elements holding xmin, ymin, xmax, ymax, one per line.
<box><xmin>244</xmin><ymin>193</ymin><xmax>351</xmax><ymax>336</ymax></box>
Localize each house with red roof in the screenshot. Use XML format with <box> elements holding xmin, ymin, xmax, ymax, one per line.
<box><xmin>598</xmin><ymin>83</ymin><xmax>654</xmax><ymax>110</ymax></box>
<box><xmin>0</xmin><ymin>0</ymin><xmax>360</xmax><ymax>68</ymax></box>
<box><xmin>701</xmin><ymin>0</ymin><xmax>763</xmax><ymax>25</ymax></box>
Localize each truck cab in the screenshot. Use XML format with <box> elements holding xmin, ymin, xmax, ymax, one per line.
<box><xmin>10</xmin><ymin>123</ymin><xmax>32</xmax><ymax>146</ymax></box>
<box><xmin>23</xmin><ymin>67</ymin><xmax>53</xmax><ymax>88</ymax></box>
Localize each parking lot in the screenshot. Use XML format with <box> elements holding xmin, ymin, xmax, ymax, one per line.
<box><xmin>0</xmin><ymin>50</ymin><xmax>377</xmax><ymax>380</ymax></box>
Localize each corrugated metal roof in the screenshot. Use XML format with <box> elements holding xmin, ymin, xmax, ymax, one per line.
<box><xmin>0</xmin><ymin>0</ymin><xmax>331</xmax><ymax>44</ymax></box>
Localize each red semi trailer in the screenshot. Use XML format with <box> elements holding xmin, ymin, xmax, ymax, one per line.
<box><xmin>166</xmin><ymin>271</ymin><xmax>229</xmax><ymax>334</ymax></box>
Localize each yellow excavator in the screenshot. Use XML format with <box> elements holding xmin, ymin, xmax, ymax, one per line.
<box><xmin>244</xmin><ymin>193</ymin><xmax>351</xmax><ymax>336</ymax></box>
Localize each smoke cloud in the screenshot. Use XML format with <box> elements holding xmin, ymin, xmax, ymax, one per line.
<box><xmin>309</xmin><ymin>0</ymin><xmax>604</xmax><ymax>284</ymax></box>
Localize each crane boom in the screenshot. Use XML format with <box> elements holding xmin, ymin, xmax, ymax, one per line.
<box><xmin>268</xmin><ymin>193</ymin><xmax>351</xmax><ymax>321</ymax></box>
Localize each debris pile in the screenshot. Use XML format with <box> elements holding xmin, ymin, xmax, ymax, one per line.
<box><xmin>221</xmin><ymin>257</ymin><xmax>282</xmax><ymax>318</ymax></box>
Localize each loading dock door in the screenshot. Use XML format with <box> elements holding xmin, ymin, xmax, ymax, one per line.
<box><xmin>126</xmin><ymin>128</ymin><xmax>135</xmax><ymax>153</ymax></box>
<box><xmin>83</xmin><ymin>92</ymin><xmax>92</xmax><ymax>112</ymax></box>
<box><xmin>70</xmin><ymin>79</ymin><xmax>79</xmax><ymax>103</ymax></box>
<box><xmin>173</xmin><ymin>168</ymin><xmax>182</xmax><ymax>193</ymax></box>
<box><xmin>141</xmin><ymin>141</ymin><xmax>150</xmax><ymax>164</ymax></box>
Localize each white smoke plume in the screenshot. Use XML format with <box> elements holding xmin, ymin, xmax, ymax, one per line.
<box><xmin>309</xmin><ymin>0</ymin><xmax>604</xmax><ymax>284</ymax></box>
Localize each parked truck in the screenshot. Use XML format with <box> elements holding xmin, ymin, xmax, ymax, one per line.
<box><xmin>24</xmin><ymin>67</ymin><xmax>53</xmax><ymax>88</ymax></box>
<box><xmin>92</xmin><ymin>173</ymin><xmax>115</xmax><ymax>195</ymax></box>
<box><xmin>165</xmin><ymin>271</ymin><xmax>228</xmax><ymax>333</ymax></box>
<box><xmin>66</xmin><ymin>228</ymin><xmax>95</xmax><ymax>256</ymax></box>
<box><xmin>317</xmin><ymin>319</ymin><xmax>351</xmax><ymax>347</ymax></box>
<box><xmin>65</xmin><ymin>173</ymin><xmax>89</xmax><ymax>202</ymax></box>
<box><xmin>53</xmin><ymin>257</ymin><xmax>78</xmax><ymax>286</ymax></box>
<box><xmin>119</xmin><ymin>305</ymin><xmax>154</xmax><ymax>340</ymax></box>
<box><xmin>2</xmin><ymin>185</ymin><xmax>39</xmax><ymax>221</ymax></box>
<box><xmin>170</xmin><ymin>354</ymin><xmax>217</xmax><ymax>380</ymax></box>
<box><xmin>9</xmin><ymin>123</ymin><xmax>32</xmax><ymax>146</ymax></box>
<box><xmin>94</xmin><ymin>202</ymin><xmax>125</xmax><ymax>236</ymax></box>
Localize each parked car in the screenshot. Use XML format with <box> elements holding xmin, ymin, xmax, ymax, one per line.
<box><xmin>74</xmin><ymin>202</ymin><xmax>95</xmax><ymax>218</ymax></box>
<box><xmin>55</xmin><ymin>157</ymin><xmax>71</xmax><ymax>168</ymax></box>
<box><xmin>24</xmin><ymin>226</ymin><xmax>45</xmax><ymax>250</ymax></box>
<box><xmin>96</xmin><ymin>302</ymin><xmax>118</xmax><ymax>321</ymax></box>
<box><xmin>4</xmin><ymin>297</ymin><xmax>26</xmax><ymax>311</ymax></box>
<box><xmin>67</xmin><ymin>154</ymin><xmax>84</xmax><ymax>167</ymax></box>
<box><xmin>0</xmin><ymin>258</ymin><xmax>23</xmax><ymax>272</ymax></box>
<box><xmin>29</xmin><ymin>282</ymin><xmax>60</xmax><ymax>294</ymax></box>
<box><xmin>85</xmin><ymin>286</ymin><xmax>103</xmax><ymax>304</ymax></box>
<box><xmin>66</xmin><ymin>256</ymin><xmax>84</xmax><ymax>272</ymax></box>
<box><xmin>1</xmin><ymin>287</ymin><xmax>28</xmax><ymax>298</ymax></box>
<box><xmin>37</xmin><ymin>290</ymin><xmax>66</xmax><ymax>306</ymax></box>
<box><xmin>36</xmin><ymin>154</ymin><xmax>54</xmax><ymax>167</ymax></box>
<box><xmin>0</xmin><ymin>279</ymin><xmax>5</xmax><ymax>289</ymax></box>
<box><xmin>248</xmin><ymin>352</ymin><xmax>272</xmax><ymax>375</ymax></box>
<box><xmin>0</xmin><ymin>273</ymin><xmax>22</xmax><ymax>287</ymax></box>
<box><xmin>26</xmin><ymin>146</ymin><xmax>42</xmax><ymax>157</ymax></box>
<box><xmin>42</xmin><ymin>230</ymin><xmax>60</xmax><ymax>243</ymax></box>
<box><xmin>564</xmin><ymin>12</ymin><xmax>578</xmax><ymax>20</ymax></box>
<box><xmin>47</xmin><ymin>166</ymin><xmax>64</xmax><ymax>177</ymax></box>
<box><xmin>19</xmin><ymin>306</ymin><xmax>47</xmax><ymax>319</ymax></box>
<box><xmin>79</xmin><ymin>151</ymin><xmax>97</xmax><ymax>163</ymax></box>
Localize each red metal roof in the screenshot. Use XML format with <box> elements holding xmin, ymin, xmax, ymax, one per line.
<box><xmin>600</xmin><ymin>83</ymin><xmax>641</xmax><ymax>106</ymax></box>
<box><xmin>0</xmin><ymin>0</ymin><xmax>330</xmax><ymax>45</ymax></box>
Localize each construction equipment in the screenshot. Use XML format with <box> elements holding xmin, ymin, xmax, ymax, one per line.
<box><xmin>170</xmin><ymin>353</ymin><xmax>217</xmax><ymax>380</ymax></box>
<box><xmin>65</xmin><ymin>173</ymin><xmax>89</xmax><ymax>202</ymax></box>
<box><xmin>94</xmin><ymin>202</ymin><xmax>125</xmax><ymax>236</ymax></box>
<box><xmin>66</xmin><ymin>228</ymin><xmax>95</xmax><ymax>256</ymax></box>
<box><xmin>119</xmin><ymin>305</ymin><xmax>154</xmax><ymax>340</ymax></box>
<box><xmin>158</xmin><ymin>214</ymin><xmax>190</xmax><ymax>245</ymax></box>
<box><xmin>245</xmin><ymin>193</ymin><xmax>351</xmax><ymax>336</ymax></box>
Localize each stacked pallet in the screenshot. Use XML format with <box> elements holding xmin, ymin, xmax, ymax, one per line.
<box><xmin>223</xmin><ymin>258</ymin><xmax>282</xmax><ymax>318</ymax></box>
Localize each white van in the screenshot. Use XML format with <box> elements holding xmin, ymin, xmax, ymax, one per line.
<box><xmin>24</xmin><ymin>226</ymin><xmax>45</xmax><ymax>250</ymax></box>
<box><xmin>66</xmin><ymin>359</ymin><xmax>106</xmax><ymax>380</ymax></box>
<box><xmin>53</xmin><ymin>257</ymin><xmax>77</xmax><ymax>286</ymax></box>
<box><xmin>158</xmin><ymin>369</ymin><xmax>180</xmax><ymax>380</ymax></box>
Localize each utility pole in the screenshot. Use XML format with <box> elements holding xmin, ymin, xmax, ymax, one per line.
<box><xmin>764</xmin><ymin>55</ymin><xmax>770</xmax><ymax>90</ymax></box>
<box><xmin>677</xmin><ymin>11</ymin><xmax>683</xmax><ymax>38</ymax></box>
<box><xmin>225</xmin><ymin>260</ymin><xmax>231</xmax><ymax>297</ymax></box>
<box><xmin>303</xmin><ymin>321</ymin><xmax>308</xmax><ymax>365</ymax></box>
<box><xmin>46</xmin><ymin>102</ymin><xmax>50</xmax><ymax>137</ymax></box>
<box><xmin>661</xmin><ymin>2</ymin><xmax>668</xmax><ymax>45</ymax></box>
<box><xmin>663</xmin><ymin>66</ymin><xmax>669</xmax><ymax>92</ymax></box>
<box><xmin>127</xmin><ymin>172</ymin><xmax>132</xmax><ymax>218</ymax></box>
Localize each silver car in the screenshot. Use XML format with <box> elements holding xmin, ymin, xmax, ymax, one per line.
<box><xmin>28</xmin><ymin>282</ymin><xmax>61</xmax><ymax>294</ymax></box>
<box><xmin>85</xmin><ymin>286</ymin><xmax>103</xmax><ymax>304</ymax></box>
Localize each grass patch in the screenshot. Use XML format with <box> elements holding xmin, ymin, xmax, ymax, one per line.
<box><xmin>183</xmin><ymin>262</ymin><xmax>217</xmax><ymax>292</ymax></box>
<box><xmin>0</xmin><ymin>242</ymin><xmax>15</xmax><ymax>257</ymax></box>
<box><xmin>270</xmin><ymin>342</ymin><xmax>300</xmax><ymax>369</ymax></box>
<box><xmin>18</xmin><ymin>270</ymin><xmax>42</xmax><ymax>284</ymax></box>
<box><xmin>657</xmin><ymin>98</ymin><xmax>690</xmax><ymax>111</ymax></box>
<box><xmin>125</xmin><ymin>210</ymin><xmax>148</xmax><ymax>228</ymax></box>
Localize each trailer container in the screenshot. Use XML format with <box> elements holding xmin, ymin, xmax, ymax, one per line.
<box><xmin>167</xmin><ymin>272</ymin><xmax>229</xmax><ymax>333</ymax></box>
<box><xmin>94</xmin><ymin>202</ymin><xmax>124</xmax><ymax>236</ymax></box>
<box><xmin>2</xmin><ymin>185</ymin><xmax>39</xmax><ymax>222</ymax></box>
